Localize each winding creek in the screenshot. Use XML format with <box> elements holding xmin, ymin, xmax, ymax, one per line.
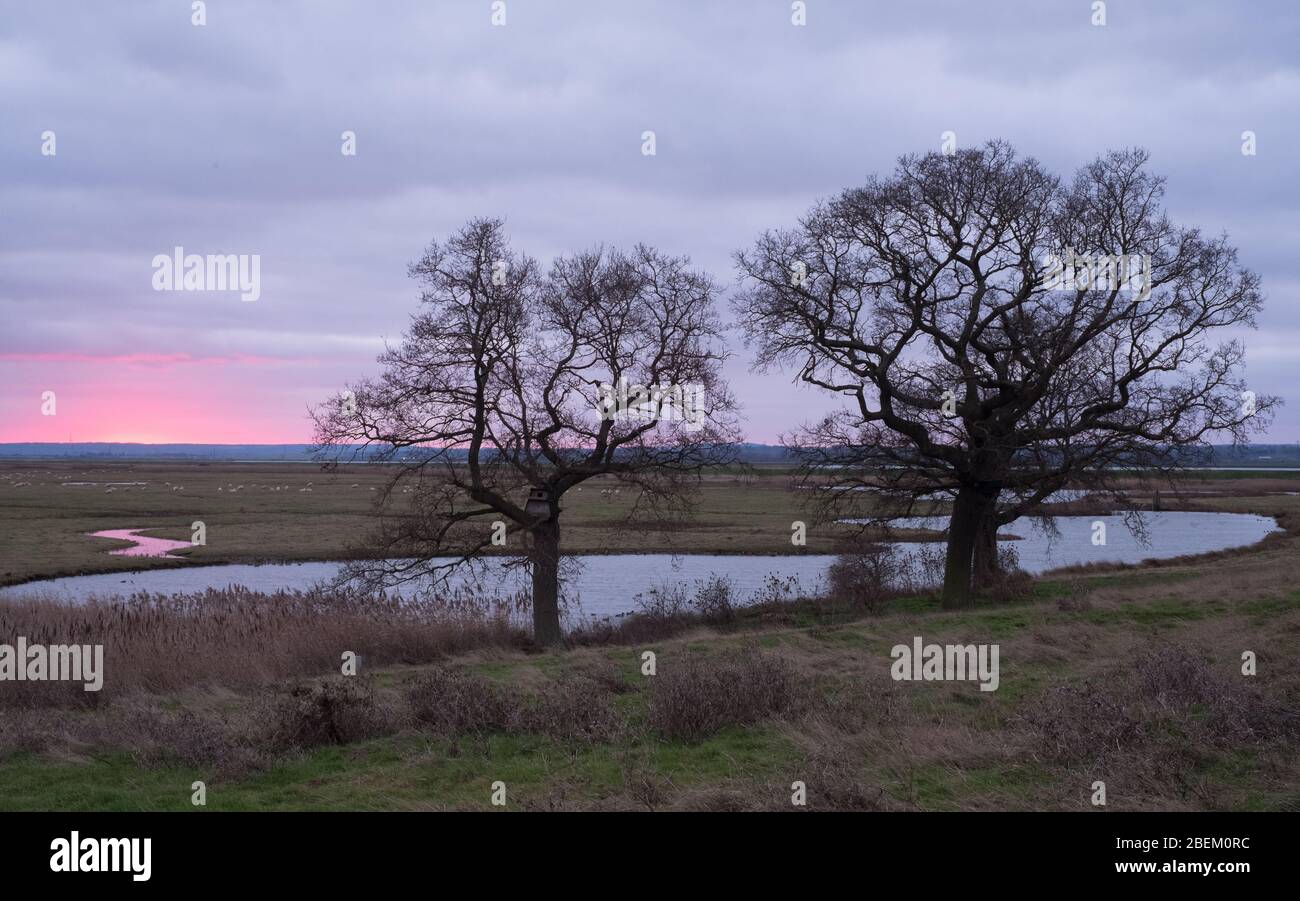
<box><xmin>0</xmin><ymin>511</ymin><xmax>1280</xmax><ymax>620</ymax></box>
<box><xmin>86</xmin><ymin>528</ymin><xmax>192</xmax><ymax>558</ymax></box>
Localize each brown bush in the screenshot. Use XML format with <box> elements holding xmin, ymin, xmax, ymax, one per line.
<box><xmin>1023</xmin><ymin>678</ymin><xmax>1145</xmax><ymax>762</ymax></box>
<box><xmin>262</xmin><ymin>677</ymin><xmax>400</xmax><ymax>751</ymax></box>
<box><xmin>647</xmin><ymin>651</ymin><xmax>803</xmax><ymax>743</ymax></box>
<box><xmin>407</xmin><ymin>666</ymin><xmax>623</xmax><ymax>744</ymax></box>
<box><xmin>0</xmin><ymin>708</ymin><xmax>65</xmax><ymax>759</ymax></box>
<box><xmin>405</xmin><ymin>666</ymin><xmax>514</xmax><ymax>736</ymax></box>
<box><xmin>691</xmin><ymin>576</ymin><xmax>737</xmax><ymax>625</ymax></box>
<box><xmin>520</xmin><ymin>676</ymin><xmax>624</xmax><ymax>744</ymax></box>
<box><xmin>122</xmin><ymin>706</ymin><xmax>263</xmax><ymax>772</ymax></box>
<box><xmin>1130</xmin><ymin>644</ymin><xmax>1295</xmax><ymax>743</ymax></box>
<box><xmin>826</xmin><ymin>543</ymin><xmax>903</xmax><ymax>614</ymax></box>
<box><xmin>1023</xmin><ymin>642</ymin><xmax>1297</xmax><ymax>764</ymax></box>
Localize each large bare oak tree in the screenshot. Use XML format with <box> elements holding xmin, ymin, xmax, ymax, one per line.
<box><xmin>314</xmin><ymin>219</ymin><xmax>738</xmax><ymax>646</ymax></box>
<box><xmin>735</xmin><ymin>142</ymin><xmax>1276</xmax><ymax>607</ymax></box>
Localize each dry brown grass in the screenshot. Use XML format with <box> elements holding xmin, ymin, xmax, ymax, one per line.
<box><xmin>0</xmin><ymin>586</ymin><xmax>531</xmax><ymax>706</ymax></box>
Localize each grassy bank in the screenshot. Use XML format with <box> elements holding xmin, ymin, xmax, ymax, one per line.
<box><xmin>1</xmin><ymin>520</ymin><xmax>1297</xmax><ymax>811</ymax></box>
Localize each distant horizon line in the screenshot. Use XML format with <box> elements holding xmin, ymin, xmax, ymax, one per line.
<box><xmin>5</xmin><ymin>441</ymin><xmax>1298</xmax><ymax>448</ymax></box>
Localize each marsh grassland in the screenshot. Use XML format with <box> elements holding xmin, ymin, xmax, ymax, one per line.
<box><xmin>0</xmin><ymin>462</ymin><xmax>1297</xmax><ymax>811</ymax></box>
<box><xmin>0</xmin><ymin>462</ymin><xmax>883</xmax><ymax>587</ymax></box>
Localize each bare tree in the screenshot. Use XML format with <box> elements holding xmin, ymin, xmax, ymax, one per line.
<box><xmin>735</xmin><ymin>142</ymin><xmax>1277</xmax><ymax>607</ymax></box>
<box><xmin>314</xmin><ymin>218</ymin><xmax>739</xmax><ymax>646</ymax></box>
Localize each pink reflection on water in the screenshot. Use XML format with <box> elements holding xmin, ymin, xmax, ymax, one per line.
<box><xmin>88</xmin><ymin>529</ymin><xmax>192</xmax><ymax>558</ymax></box>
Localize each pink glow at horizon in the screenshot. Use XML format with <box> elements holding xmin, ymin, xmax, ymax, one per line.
<box><xmin>0</xmin><ymin>352</ymin><xmax>803</xmax><ymax>445</ymax></box>
<box><xmin>0</xmin><ymin>355</ymin><xmax>342</xmax><ymax>444</ymax></box>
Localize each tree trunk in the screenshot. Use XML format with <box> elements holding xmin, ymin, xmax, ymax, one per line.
<box><xmin>971</xmin><ymin>503</ymin><xmax>1002</xmax><ymax>591</ymax></box>
<box><xmin>942</xmin><ymin>484</ymin><xmax>998</xmax><ymax>608</ymax></box>
<box><xmin>530</xmin><ymin>519</ymin><xmax>563</xmax><ymax>648</ymax></box>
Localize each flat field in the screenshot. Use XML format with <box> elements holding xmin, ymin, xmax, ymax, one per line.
<box><xmin>0</xmin><ymin>461</ymin><xmax>926</xmax><ymax>586</ymax></box>
<box><xmin>3</xmin><ymin>461</ymin><xmax>1298</xmax><ymax>587</ymax></box>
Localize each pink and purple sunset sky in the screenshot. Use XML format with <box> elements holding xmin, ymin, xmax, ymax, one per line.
<box><xmin>3</xmin><ymin>1</ymin><xmax>1297</xmax><ymax>445</ymax></box>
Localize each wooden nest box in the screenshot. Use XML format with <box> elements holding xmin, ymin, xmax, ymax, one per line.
<box><xmin>525</xmin><ymin>487</ymin><xmax>552</xmax><ymax>521</ymax></box>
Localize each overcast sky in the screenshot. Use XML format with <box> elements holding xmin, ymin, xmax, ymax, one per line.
<box><xmin>2</xmin><ymin>0</ymin><xmax>1297</xmax><ymax>444</ymax></box>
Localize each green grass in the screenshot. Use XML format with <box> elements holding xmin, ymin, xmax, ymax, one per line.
<box><xmin>0</xmin><ymin>719</ymin><xmax>808</xmax><ymax>812</ymax></box>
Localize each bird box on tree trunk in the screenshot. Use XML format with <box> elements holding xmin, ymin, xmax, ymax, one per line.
<box><xmin>525</xmin><ymin>488</ymin><xmax>553</xmax><ymax>522</ymax></box>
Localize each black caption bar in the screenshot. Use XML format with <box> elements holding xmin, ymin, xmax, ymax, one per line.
<box><xmin>0</xmin><ymin>811</ymin><xmax>1286</xmax><ymax>888</ymax></box>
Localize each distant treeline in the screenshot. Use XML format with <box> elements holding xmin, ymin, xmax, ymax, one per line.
<box><xmin>2</xmin><ymin>441</ymin><xmax>1299</xmax><ymax>467</ymax></box>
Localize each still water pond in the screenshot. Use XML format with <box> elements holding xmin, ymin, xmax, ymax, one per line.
<box><xmin>1</xmin><ymin>512</ymin><xmax>1279</xmax><ymax>620</ymax></box>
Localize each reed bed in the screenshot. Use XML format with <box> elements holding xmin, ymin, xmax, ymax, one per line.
<box><xmin>0</xmin><ymin>585</ymin><xmax>532</xmax><ymax>705</ymax></box>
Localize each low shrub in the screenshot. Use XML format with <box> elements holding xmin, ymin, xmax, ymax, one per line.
<box><xmin>405</xmin><ymin>666</ymin><xmax>513</xmax><ymax>736</ymax></box>
<box><xmin>647</xmin><ymin>650</ymin><xmax>802</xmax><ymax>743</ymax></box>
<box><xmin>263</xmin><ymin>677</ymin><xmax>399</xmax><ymax>751</ymax></box>
<box><xmin>691</xmin><ymin>575</ymin><xmax>737</xmax><ymax>625</ymax></box>
<box><xmin>1022</xmin><ymin>642</ymin><xmax>1297</xmax><ymax>764</ymax></box>
<box><xmin>826</xmin><ymin>542</ymin><xmax>903</xmax><ymax>614</ymax></box>
<box><xmin>520</xmin><ymin>676</ymin><xmax>624</xmax><ymax>744</ymax></box>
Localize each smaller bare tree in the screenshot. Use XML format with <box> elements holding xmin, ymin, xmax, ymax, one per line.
<box><xmin>314</xmin><ymin>218</ymin><xmax>739</xmax><ymax>646</ymax></box>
